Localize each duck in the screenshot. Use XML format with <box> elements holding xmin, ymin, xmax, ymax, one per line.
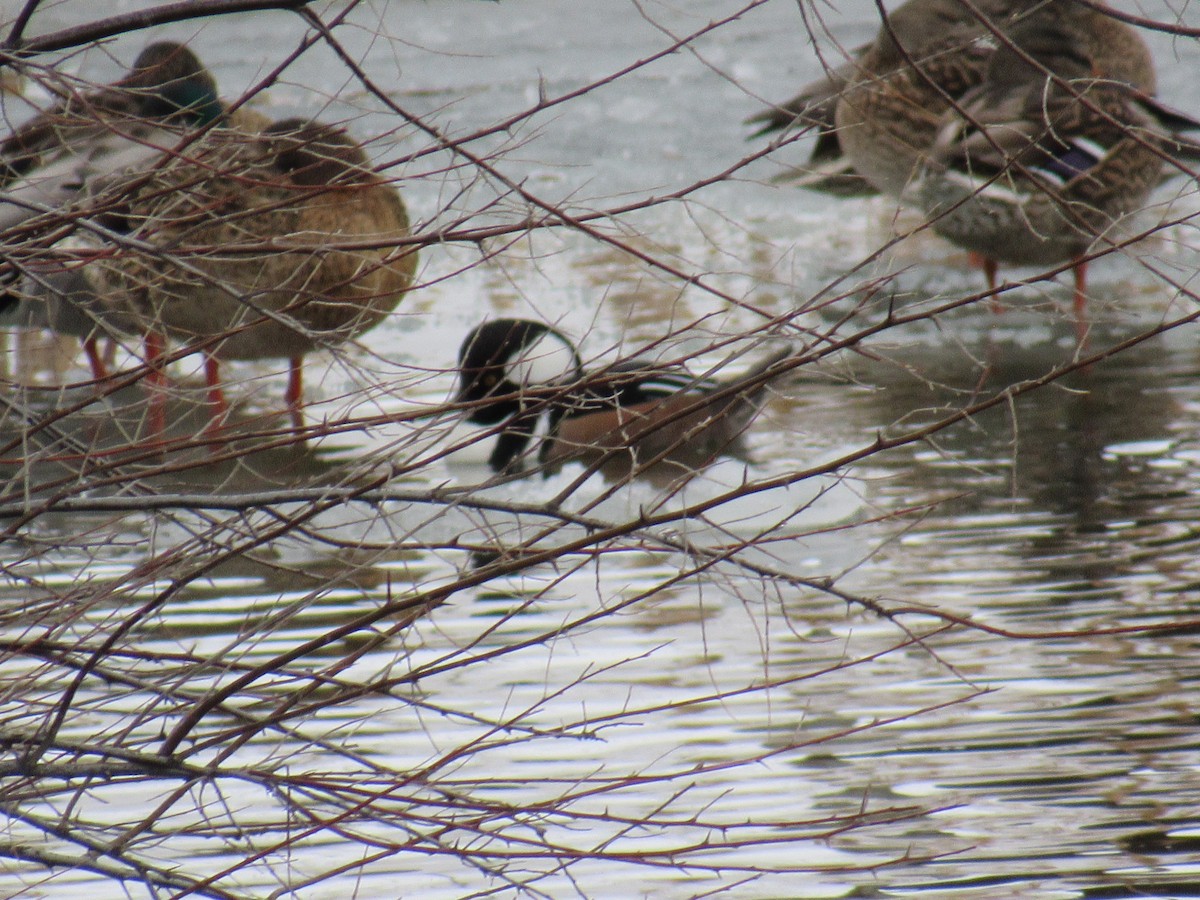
<box><xmin>16</xmin><ymin>115</ymin><xmax>418</xmax><ymax>435</ymax></box>
<box><xmin>762</xmin><ymin>0</ymin><xmax>1197</xmax><ymax>308</ymax></box>
<box><xmin>909</xmin><ymin>1</ymin><xmax>1200</xmax><ymax>314</ymax></box>
<box><xmin>746</xmin><ymin>53</ymin><xmax>877</xmax><ymax>196</ymax></box>
<box><xmin>454</xmin><ymin>318</ymin><xmax>793</xmax><ymax>482</ymax></box>
<box><xmin>0</xmin><ymin>41</ymin><xmax>269</xmax><ymax>381</ymax></box>
<box><xmin>831</xmin><ymin>0</ymin><xmax>1062</xmax><ymax>198</ymax></box>
<box><xmin>0</xmin><ymin>41</ymin><xmax>226</xmax><ymax>189</ymax></box>
<box><xmin>750</xmin><ymin>0</ymin><xmax>1021</xmax><ymax>196</ymax></box>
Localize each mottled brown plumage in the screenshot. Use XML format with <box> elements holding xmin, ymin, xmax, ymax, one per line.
<box><xmin>81</xmin><ymin>117</ymin><xmax>417</xmax><ymax>430</ymax></box>
<box><xmin>747</xmin><ymin>52</ymin><xmax>877</xmax><ymax>196</ymax></box>
<box><xmin>1</xmin><ymin>41</ymin><xmax>243</xmax><ymax>380</ymax></box>
<box><xmin>750</xmin><ymin>0</ymin><xmax>1022</xmax><ymax>195</ymax></box>
<box><xmin>769</xmin><ymin>0</ymin><xmax>1160</xmax><ymax>201</ymax></box>
<box><xmin>759</xmin><ymin>0</ymin><xmax>1200</xmax><ymax>312</ymax></box>
<box><xmin>911</xmin><ymin>0</ymin><xmax>1200</xmax><ymax>312</ymax></box>
<box><xmin>833</xmin><ymin>0</ymin><xmax>1041</xmax><ymax>197</ymax></box>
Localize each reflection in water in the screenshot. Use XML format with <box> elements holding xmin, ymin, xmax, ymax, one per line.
<box><xmin>9</xmin><ymin>301</ymin><xmax>1200</xmax><ymax>896</ymax></box>
<box><xmin>846</xmin><ymin>318</ymin><xmax>1200</xmax><ymax>615</ymax></box>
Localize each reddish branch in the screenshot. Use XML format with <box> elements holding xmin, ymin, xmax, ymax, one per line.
<box><xmin>1</xmin><ymin>0</ymin><xmax>317</xmax><ymax>55</ymax></box>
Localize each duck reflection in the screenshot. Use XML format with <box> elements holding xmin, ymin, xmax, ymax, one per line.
<box><xmin>0</xmin><ymin>380</ymin><xmax>432</xmax><ymax>633</ymax></box>
<box><xmin>845</xmin><ymin>316</ymin><xmax>1194</xmax><ymax>607</ymax></box>
<box><xmin>0</xmin><ymin>380</ymin><xmax>336</xmax><ymax>507</ymax></box>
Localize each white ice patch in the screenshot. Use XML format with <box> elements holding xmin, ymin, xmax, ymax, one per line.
<box><xmin>505</xmin><ymin>329</ymin><xmax>579</xmax><ymax>387</ymax></box>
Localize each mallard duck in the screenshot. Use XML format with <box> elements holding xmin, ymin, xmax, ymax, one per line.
<box><xmin>24</xmin><ymin>116</ymin><xmax>418</xmax><ymax>434</ymax></box>
<box><xmin>763</xmin><ymin>0</ymin><xmax>1197</xmax><ymax>308</ymax></box>
<box><xmin>909</xmin><ymin>0</ymin><xmax>1200</xmax><ymax>313</ymax></box>
<box><xmin>750</xmin><ymin>0</ymin><xmax>1023</xmax><ymax>196</ymax></box>
<box><xmin>0</xmin><ymin>41</ymin><xmax>266</xmax><ymax>379</ymax></box>
<box><xmin>747</xmin><ymin>53</ymin><xmax>877</xmax><ymax>196</ymax></box>
<box><xmin>829</xmin><ymin>0</ymin><xmax>1114</xmax><ymax>198</ymax></box>
<box><xmin>0</xmin><ymin>41</ymin><xmax>225</xmax><ymax>187</ymax></box>
<box><xmin>455</xmin><ymin>318</ymin><xmax>792</xmax><ymax>482</ymax></box>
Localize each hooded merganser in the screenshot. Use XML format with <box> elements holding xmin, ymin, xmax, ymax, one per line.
<box><xmin>455</xmin><ymin>318</ymin><xmax>793</xmax><ymax>482</ymax></box>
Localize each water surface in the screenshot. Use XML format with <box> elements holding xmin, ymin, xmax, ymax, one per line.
<box><xmin>3</xmin><ymin>0</ymin><xmax>1200</xmax><ymax>897</ymax></box>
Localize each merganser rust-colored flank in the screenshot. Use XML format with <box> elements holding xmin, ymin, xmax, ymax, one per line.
<box><xmin>456</xmin><ymin>318</ymin><xmax>793</xmax><ymax>484</ymax></box>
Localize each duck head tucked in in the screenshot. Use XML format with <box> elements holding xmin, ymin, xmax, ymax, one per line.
<box><xmin>456</xmin><ymin>318</ymin><xmax>793</xmax><ymax>482</ymax></box>
<box><xmin>909</xmin><ymin>0</ymin><xmax>1200</xmax><ymax>314</ymax></box>
<box><xmin>750</xmin><ymin>0</ymin><xmax>1019</xmax><ymax>197</ymax></box>
<box><xmin>75</xmin><ymin>114</ymin><xmax>416</xmax><ymax>433</ymax></box>
<box><xmin>2</xmin><ymin>66</ymin><xmax>417</xmax><ymax>438</ymax></box>
<box><xmin>265</xmin><ymin>117</ymin><xmax>377</xmax><ymax>186</ymax></box>
<box><xmin>753</xmin><ymin>0</ymin><xmax>1200</xmax><ymax>314</ymax></box>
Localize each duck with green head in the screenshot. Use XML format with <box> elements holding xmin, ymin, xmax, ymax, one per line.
<box><xmin>0</xmin><ymin>41</ymin><xmax>256</xmax><ymax>377</ymax></box>
<box><xmin>0</xmin><ymin>41</ymin><xmax>226</xmax><ymax>186</ymax></box>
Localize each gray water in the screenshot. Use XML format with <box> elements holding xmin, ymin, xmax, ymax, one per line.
<box><xmin>3</xmin><ymin>0</ymin><xmax>1200</xmax><ymax>897</ymax></box>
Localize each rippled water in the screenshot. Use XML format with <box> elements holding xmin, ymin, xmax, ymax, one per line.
<box><xmin>4</xmin><ymin>0</ymin><xmax>1200</xmax><ymax>897</ymax></box>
